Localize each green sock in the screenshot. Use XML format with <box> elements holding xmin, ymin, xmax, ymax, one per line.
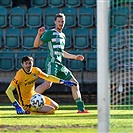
<box><xmin>75</xmin><ymin>98</ymin><xmax>85</xmax><ymax>111</ymax></box>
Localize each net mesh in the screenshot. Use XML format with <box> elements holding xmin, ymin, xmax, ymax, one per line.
<box><xmin>110</xmin><ymin>30</ymin><xmax>133</xmax><ymax>106</ymax></box>
<box><xmin>109</xmin><ymin>0</ymin><xmax>133</xmax><ymax>132</ymax></box>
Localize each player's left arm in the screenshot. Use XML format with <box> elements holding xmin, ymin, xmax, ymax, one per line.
<box><xmin>39</xmin><ymin>72</ymin><xmax>60</xmax><ymax>83</ymax></box>
<box><xmin>63</xmin><ymin>51</ymin><xmax>84</xmax><ymax>61</ymax></box>
<box><xmin>5</xmin><ymin>84</ymin><xmax>16</xmax><ymax>103</ymax></box>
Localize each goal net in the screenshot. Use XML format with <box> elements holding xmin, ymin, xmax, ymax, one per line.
<box><xmin>110</xmin><ymin>0</ymin><xmax>133</xmax><ymax>132</ymax></box>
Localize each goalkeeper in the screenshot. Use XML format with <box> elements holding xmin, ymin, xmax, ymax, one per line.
<box><xmin>5</xmin><ymin>56</ymin><xmax>77</xmax><ymax>115</ymax></box>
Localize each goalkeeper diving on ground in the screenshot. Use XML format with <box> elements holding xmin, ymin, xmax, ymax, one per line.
<box><xmin>5</xmin><ymin>56</ymin><xmax>77</xmax><ymax>114</ymax></box>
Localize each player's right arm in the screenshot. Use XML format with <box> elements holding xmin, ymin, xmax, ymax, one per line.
<box><xmin>34</xmin><ymin>27</ymin><xmax>45</xmax><ymax>48</ymax></box>
<box><xmin>6</xmin><ymin>71</ymin><xmax>22</xmax><ymax>103</ymax></box>
<box><xmin>6</xmin><ymin>84</ymin><xmax>16</xmax><ymax>103</ymax></box>
<box><xmin>5</xmin><ymin>72</ymin><xmax>30</xmax><ymax>114</ymax></box>
<box><xmin>5</xmin><ymin>84</ymin><xmax>29</xmax><ymax>114</ymax></box>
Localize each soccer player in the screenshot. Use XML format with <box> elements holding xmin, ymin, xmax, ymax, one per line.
<box><xmin>5</xmin><ymin>56</ymin><xmax>77</xmax><ymax>115</ymax></box>
<box><xmin>34</xmin><ymin>13</ymin><xmax>88</xmax><ymax>113</ymax></box>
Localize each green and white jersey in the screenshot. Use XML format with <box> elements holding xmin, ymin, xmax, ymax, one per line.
<box><xmin>40</xmin><ymin>29</ymin><xmax>73</xmax><ymax>80</ymax></box>
<box><xmin>40</xmin><ymin>29</ymin><xmax>65</xmax><ymax>63</ymax></box>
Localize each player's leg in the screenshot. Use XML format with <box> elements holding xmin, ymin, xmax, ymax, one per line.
<box><xmin>70</xmin><ymin>76</ymin><xmax>88</xmax><ymax>113</ymax></box>
<box><xmin>37</xmin><ymin>95</ymin><xmax>59</xmax><ymax>114</ymax></box>
<box><xmin>37</xmin><ymin>95</ymin><xmax>58</xmax><ymax>114</ymax></box>
<box><xmin>37</xmin><ymin>105</ymin><xmax>55</xmax><ymax>114</ymax></box>
<box><xmin>35</xmin><ymin>81</ymin><xmax>52</xmax><ymax>94</ymax></box>
<box><xmin>29</xmin><ymin>105</ymin><xmax>55</xmax><ymax>115</ymax></box>
<box><xmin>35</xmin><ymin>62</ymin><xmax>57</xmax><ymax>94</ymax></box>
<box><xmin>70</xmin><ymin>76</ymin><xmax>81</xmax><ymax>100</ymax></box>
<box><xmin>44</xmin><ymin>96</ymin><xmax>59</xmax><ymax>110</ymax></box>
<box><xmin>57</xmin><ymin>66</ymin><xmax>88</xmax><ymax>113</ymax></box>
<box><xmin>29</xmin><ymin>96</ymin><xmax>59</xmax><ymax>114</ymax></box>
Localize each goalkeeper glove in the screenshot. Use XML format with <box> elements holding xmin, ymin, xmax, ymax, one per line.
<box><xmin>60</xmin><ymin>79</ymin><xmax>77</xmax><ymax>87</ymax></box>
<box><xmin>12</xmin><ymin>101</ymin><xmax>30</xmax><ymax>114</ymax></box>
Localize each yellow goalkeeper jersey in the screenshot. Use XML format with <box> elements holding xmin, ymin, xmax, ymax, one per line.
<box><xmin>10</xmin><ymin>67</ymin><xmax>60</xmax><ymax>106</ymax></box>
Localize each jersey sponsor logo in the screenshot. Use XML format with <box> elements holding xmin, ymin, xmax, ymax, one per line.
<box><xmin>52</xmin><ymin>38</ymin><xmax>62</xmax><ymax>43</ymax></box>
<box><xmin>25</xmin><ymin>79</ymin><xmax>36</xmax><ymax>86</ymax></box>
<box><xmin>53</xmin><ymin>45</ymin><xmax>64</xmax><ymax>49</ymax></box>
<box><xmin>52</xmin><ymin>37</ymin><xmax>65</xmax><ymax>44</ymax></box>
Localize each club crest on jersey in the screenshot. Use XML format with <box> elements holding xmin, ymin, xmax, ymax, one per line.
<box><xmin>33</xmin><ymin>74</ymin><xmax>37</xmax><ymax>78</ymax></box>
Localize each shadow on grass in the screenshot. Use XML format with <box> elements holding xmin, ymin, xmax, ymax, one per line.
<box><xmin>0</xmin><ymin>108</ymin><xmax>14</xmax><ymax>110</ymax></box>
<box><xmin>110</xmin><ymin>114</ymin><xmax>133</xmax><ymax>119</ymax></box>
<box><xmin>59</xmin><ymin>107</ymin><xmax>97</xmax><ymax>110</ymax></box>
<box><xmin>1</xmin><ymin>113</ymin><xmax>131</xmax><ymax>119</ymax></box>
<box><xmin>0</xmin><ymin>113</ymin><xmax>97</xmax><ymax>118</ymax></box>
<box><xmin>0</xmin><ymin>103</ymin><xmax>97</xmax><ymax>110</ymax></box>
<box><xmin>59</xmin><ymin>104</ymin><xmax>97</xmax><ymax>110</ymax></box>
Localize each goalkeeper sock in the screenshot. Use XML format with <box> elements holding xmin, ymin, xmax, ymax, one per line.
<box><xmin>75</xmin><ymin>98</ymin><xmax>85</xmax><ymax>112</ymax></box>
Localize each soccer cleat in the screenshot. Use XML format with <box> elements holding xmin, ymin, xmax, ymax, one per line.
<box><xmin>77</xmin><ymin>110</ymin><xmax>89</xmax><ymax>113</ymax></box>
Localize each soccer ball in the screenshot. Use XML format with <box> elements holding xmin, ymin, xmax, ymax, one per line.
<box><xmin>30</xmin><ymin>94</ymin><xmax>45</xmax><ymax>109</ymax></box>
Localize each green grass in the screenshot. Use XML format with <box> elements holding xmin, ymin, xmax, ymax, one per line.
<box><xmin>0</xmin><ymin>104</ymin><xmax>132</xmax><ymax>133</ymax></box>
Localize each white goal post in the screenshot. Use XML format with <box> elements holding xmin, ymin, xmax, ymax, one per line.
<box><xmin>97</xmin><ymin>0</ymin><xmax>109</xmax><ymax>133</ymax></box>
<box><xmin>97</xmin><ymin>0</ymin><xmax>133</xmax><ymax>132</ymax></box>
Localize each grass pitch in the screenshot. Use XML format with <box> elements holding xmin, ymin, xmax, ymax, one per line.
<box><xmin>0</xmin><ymin>104</ymin><xmax>132</xmax><ymax>133</ymax></box>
